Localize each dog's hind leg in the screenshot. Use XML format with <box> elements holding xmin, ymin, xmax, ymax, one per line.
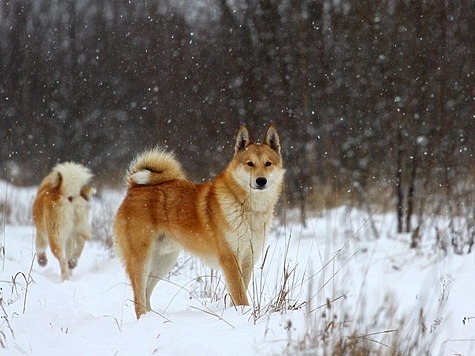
<box><xmin>126</xmin><ymin>256</ymin><xmax>148</xmax><ymax>319</ymax></box>
<box><xmin>145</xmin><ymin>251</ymin><xmax>180</xmax><ymax>311</ymax></box>
<box><xmin>35</xmin><ymin>230</ymin><xmax>48</xmax><ymax>267</ymax></box>
<box><xmin>67</xmin><ymin>232</ymin><xmax>88</xmax><ymax>270</ymax></box>
<box><xmin>123</xmin><ymin>233</ymin><xmax>161</xmax><ymax>319</ymax></box>
<box><xmin>49</xmin><ymin>230</ymin><xmax>70</xmax><ymax>281</ymax></box>
<box><xmin>68</xmin><ymin>201</ymin><xmax>90</xmax><ymax>270</ymax></box>
<box><xmin>144</xmin><ymin>234</ymin><xmax>181</xmax><ymax>311</ymax></box>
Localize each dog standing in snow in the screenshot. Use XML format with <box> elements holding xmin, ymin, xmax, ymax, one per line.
<box><xmin>114</xmin><ymin>124</ymin><xmax>284</xmax><ymax>318</ymax></box>
<box><xmin>32</xmin><ymin>162</ymin><xmax>95</xmax><ymax>281</ymax></box>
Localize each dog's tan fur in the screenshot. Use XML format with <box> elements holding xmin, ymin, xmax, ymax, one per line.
<box><xmin>32</xmin><ymin>162</ymin><xmax>94</xmax><ymax>281</ymax></box>
<box><xmin>114</xmin><ymin>124</ymin><xmax>284</xmax><ymax>318</ymax></box>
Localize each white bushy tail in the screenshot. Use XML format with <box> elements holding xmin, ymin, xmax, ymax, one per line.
<box><xmin>52</xmin><ymin>162</ymin><xmax>93</xmax><ymax>198</ymax></box>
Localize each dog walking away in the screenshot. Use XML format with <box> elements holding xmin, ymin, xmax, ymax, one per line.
<box><xmin>114</xmin><ymin>124</ymin><xmax>285</xmax><ymax>318</ymax></box>
<box><xmin>32</xmin><ymin>162</ymin><xmax>94</xmax><ymax>281</ymax></box>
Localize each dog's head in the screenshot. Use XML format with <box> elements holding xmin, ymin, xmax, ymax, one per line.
<box><xmin>231</xmin><ymin>124</ymin><xmax>284</xmax><ymax>193</ymax></box>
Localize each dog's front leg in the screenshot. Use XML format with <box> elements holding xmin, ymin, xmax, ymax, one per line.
<box><xmin>218</xmin><ymin>252</ymin><xmax>249</xmax><ymax>306</ymax></box>
<box><xmin>240</xmin><ymin>256</ymin><xmax>254</xmax><ymax>291</ymax></box>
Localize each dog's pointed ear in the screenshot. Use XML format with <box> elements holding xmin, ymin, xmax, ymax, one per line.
<box><xmin>48</xmin><ymin>171</ymin><xmax>62</xmax><ymax>189</ymax></box>
<box><xmin>235</xmin><ymin>125</ymin><xmax>252</xmax><ymax>154</ymax></box>
<box><xmin>264</xmin><ymin>124</ymin><xmax>281</xmax><ymax>155</ymax></box>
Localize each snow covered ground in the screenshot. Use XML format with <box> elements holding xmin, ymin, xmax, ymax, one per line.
<box><xmin>1</xmin><ymin>181</ymin><xmax>474</xmax><ymax>355</ymax></box>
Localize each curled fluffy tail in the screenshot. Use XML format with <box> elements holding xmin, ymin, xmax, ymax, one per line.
<box><xmin>42</xmin><ymin>162</ymin><xmax>93</xmax><ymax>198</ymax></box>
<box><xmin>126</xmin><ymin>147</ymin><xmax>187</xmax><ymax>187</ymax></box>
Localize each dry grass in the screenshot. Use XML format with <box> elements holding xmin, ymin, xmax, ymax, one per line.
<box><xmin>151</xmin><ymin>206</ymin><xmax>439</xmax><ymax>355</ymax></box>
<box><xmin>245</xmin><ymin>212</ymin><xmax>436</xmax><ymax>355</ymax></box>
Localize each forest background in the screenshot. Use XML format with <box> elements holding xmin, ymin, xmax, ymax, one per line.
<box><xmin>0</xmin><ymin>0</ymin><xmax>473</xmax><ymax>233</ymax></box>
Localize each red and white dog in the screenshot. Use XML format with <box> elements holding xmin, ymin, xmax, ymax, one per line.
<box><xmin>32</xmin><ymin>162</ymin><xmax>94</xmax><ymax>280</ymax></box>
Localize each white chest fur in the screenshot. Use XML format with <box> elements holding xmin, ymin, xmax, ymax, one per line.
<box><xmin>219</xmin><ymin>193</ymin><xmax>275</xmax><ymax>267</ymax></box>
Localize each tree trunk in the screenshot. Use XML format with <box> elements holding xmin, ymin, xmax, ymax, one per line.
<box><xmin>396</xmin><ymin>127</ymin><xmax>404</xmax><ymax>234</ymax></box>
<box><xmin>406</xmin><ymin>146</ymin><xmax>418</xmax><ymax>233</ymax></box>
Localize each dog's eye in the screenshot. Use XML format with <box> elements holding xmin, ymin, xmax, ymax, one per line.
<box><xmin>265</xmin><ymin>161</ymin><xmax>272</xmax><ymax>167</ymax></box>
<box><xmin>247</xmin><ymin>162</ymin><xmax>254</xmax><ymax>167</ymax></box>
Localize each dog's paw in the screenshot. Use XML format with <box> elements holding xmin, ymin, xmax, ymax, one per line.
<box><xmin>37</xmin><ymin>253</ymin><xmax>47</xmax><ymax>266</ymax></box>
<box><xmin>68</xmin><ymin>258</ymin><xmax>77</xmax><ymax>269</ymax></box>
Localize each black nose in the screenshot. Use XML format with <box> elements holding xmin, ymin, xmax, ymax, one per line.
<box><xmin>256</xmin><ymin>177</ymin><xmax>267</xmax><ymax>187</ymax></box>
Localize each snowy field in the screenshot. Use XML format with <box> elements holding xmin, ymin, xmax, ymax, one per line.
<box><xmin>1</xmin><ymin>181</ymin><xmax>474</xmax><ymax>355</ymax></box>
